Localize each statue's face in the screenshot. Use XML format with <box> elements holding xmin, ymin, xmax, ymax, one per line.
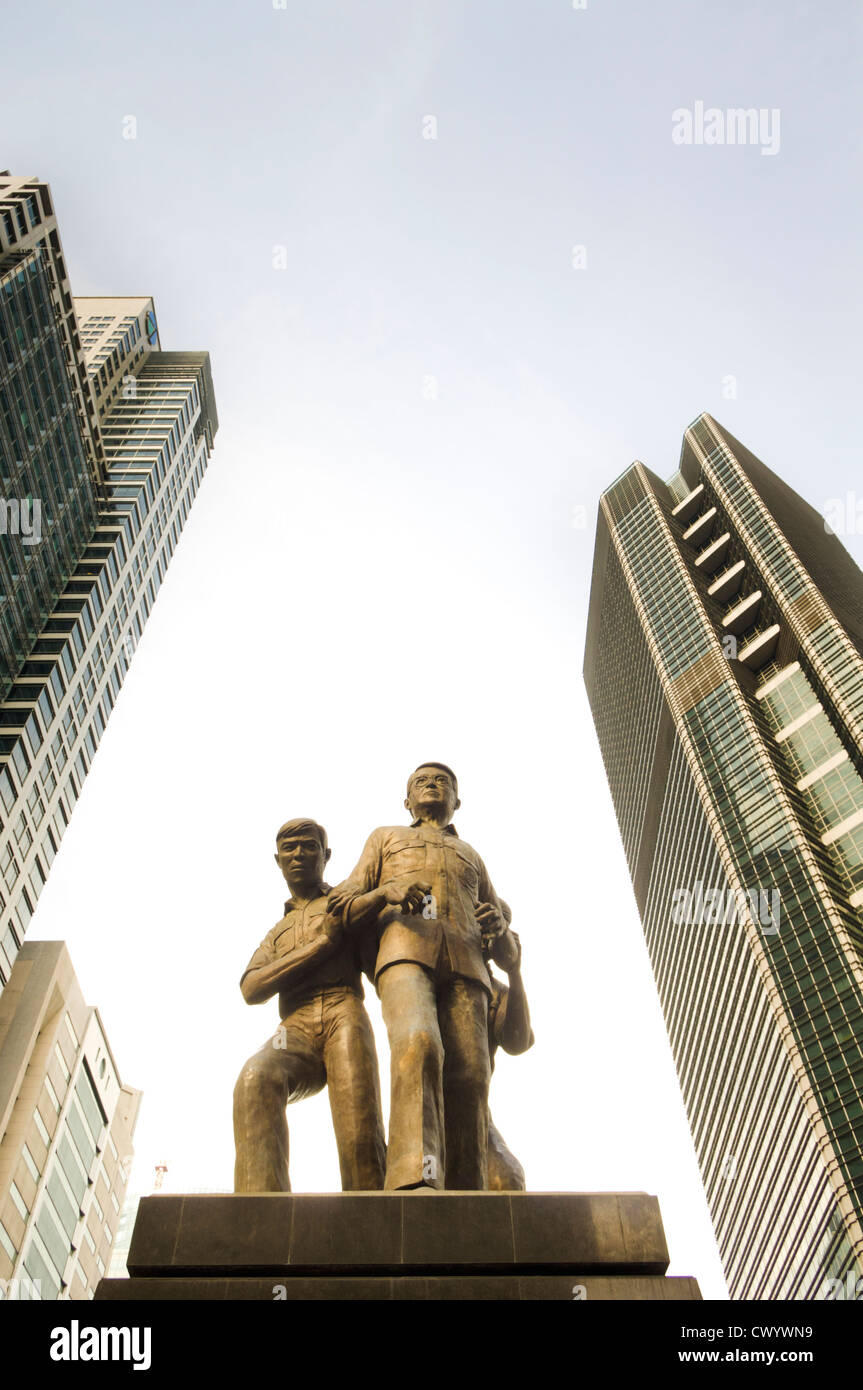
<box><xmin>275</xmin><ymin>832</ymin><xmax>327</xmax><ymax>892</ymax></box>
<box><xmin>406</xmin><ymin>766</ymin><xmax>459</xmax><ymax>822</ymax></box>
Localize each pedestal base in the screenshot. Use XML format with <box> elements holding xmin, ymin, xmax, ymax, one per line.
<box><xmin>95</xmin><ymin>1192</ymin><xmax>702</xmax><ymax>1301</ymax></box>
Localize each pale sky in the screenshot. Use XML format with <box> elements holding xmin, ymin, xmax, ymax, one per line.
<box><xmin>3</xmin><ymin>1</ymin><xmax>862</xmax><ymax>1301</ymax></box>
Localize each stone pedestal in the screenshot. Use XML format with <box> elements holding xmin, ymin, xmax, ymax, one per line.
<box><xmin>95</xmin><ymin>1192</ymin><xmax>701</xmax><ymax>1300</ymax></box>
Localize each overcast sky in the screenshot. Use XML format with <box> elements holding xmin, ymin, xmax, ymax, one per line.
<box><xmin>4</xmin><ymin>0</ymin><xmax>862</xmax><ymax>1301</ymax></box>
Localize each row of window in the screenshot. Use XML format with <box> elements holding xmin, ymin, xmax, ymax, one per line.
<box><xmin>0</xmin><ymin>423</ymin><xmax>209</xmax><ymax>981</ymax></box>
<box><xmin>0</xmin><ymin>191</ymin><xmax>41</xmax><ymax>246</ymax></box>
<box><xmin>2</xmin><ymin>1034</ymin><xmax>127</xmax><ymax>1298</ymax></box>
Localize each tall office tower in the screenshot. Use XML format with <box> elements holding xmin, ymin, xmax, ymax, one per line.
<box><xmin>584</xmin><ymin>413</ymin><xmax>863</xmax><ymax>1300</ymax></box>
<box><xmin>0</xmin><ymin>174</ymin><xmax>106</xmax><ymax>701</ymax></box>
<box><xmin>0</xmin><ymin>177</ymin><xmax>218</xmax><ymax>988</ymax></box>
<box><xmin>0</xmin><ymin>940</ymin><xmax>141</xmax><ymax>1300</ymax></box>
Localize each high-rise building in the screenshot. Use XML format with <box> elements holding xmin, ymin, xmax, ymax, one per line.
<box><xmin>0</xmin><ymin>176</ymin><xmax>218</xmax><ymax>987</ymax></box>
<box><xmin>0</xmin><ymin>940</ymin><xmax>141</xmax><ymax>1299</ymax></box>
<box><xmin>0</xmin><ymin>175</ymin><xmax>105</xmax><ymax>700</ymax></box>
<box><xmin>584</xmin><ymin>412</ymin><xmax>863</xmax><ymax>1300</ymax></box>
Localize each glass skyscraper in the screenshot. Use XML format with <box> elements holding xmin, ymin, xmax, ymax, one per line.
<box><xmin>584</xmin><ymin>413</ymin><xmax>863</xmax><ymax>1299</ymax></box>
<box><xmin>0</xmin><ymin>176</ymin><xmax>218</xmax><ymax>988</ymax></box>
<box><xmin>0</xmin><ymin>175</ymin><xmax>104</xmax><ymax>701</ymax></box>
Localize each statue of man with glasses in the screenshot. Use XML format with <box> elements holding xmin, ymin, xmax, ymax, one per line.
<box><xmin>329</xmin><ymin>763</ymin><xmax>511</xmax><ymax>1191</ymax></box>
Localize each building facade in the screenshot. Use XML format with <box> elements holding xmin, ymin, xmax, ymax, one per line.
<box><xmin>584</xmin><ymin>413</ymin><xmax>863</xmax><ymax>1299</ymax></box>
<box><xmin>0</xmin><ymin>940</ymin><xmax>140</xmax><ymax>1299</ymax></box>
<box><xmin>0</xmin><ymin>176</ymin><xmax>218</xmax><ymax>987</ymax></box>
<box><xmin>106</xmin><ymin>1190</ymin><xmax>141</xmax><ymax>1280</ymax></box>
<box><xmin>0</xmin><ymin>174</ymin><xmax>105</xmax><ymax>702</ymax></box>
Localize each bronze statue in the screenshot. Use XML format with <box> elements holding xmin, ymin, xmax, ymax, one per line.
<box><xmin>328</xmin><ymin>763</ymin><xmax>509</xmax><ymax>1190</ymax></box>
<box><xmin>484</xmin><ymin>919</ymin><xmax>534</xmax><ymax>1189</ymax></box>
<box><xmin>232</xmin><ymin>818</ymin><xmax>423</xmax><ymax>1192</ymax></box>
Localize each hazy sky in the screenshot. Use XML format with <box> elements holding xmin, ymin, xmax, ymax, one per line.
<box><xmin>4</xmin><ymin>0</ymin><xmax>862</xmax><ymax>1301</ymax></box>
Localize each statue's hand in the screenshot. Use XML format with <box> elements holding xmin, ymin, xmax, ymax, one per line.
<box><xmin>476</xmin><ymin>901</ymin><xmax>505</xmax><ymax>939</ymax></box>
<box><xmin>382</xmin><ymin>880</ymin><xmax>433</xmax><ymax>915</ymax></box>
<box><xmin>322</xmin><ymin>911</ymin><xmax>344</xmax><ymax>944</ymax></box>
<box><xmin>326</xmin><ymin>885</ymin><xmax>354</xmax><ymax>919</ymax></box>
<box><xmin>489</xmin><ymin>927</ymin><xmax>521</xmax><ymax>973</ymax></box>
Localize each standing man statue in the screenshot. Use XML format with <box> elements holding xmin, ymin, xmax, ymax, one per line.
<box><xmin>329</xmin><ymin>763</ymin><xmax>509</xmax><ymax>1191</ymax></box>
<box><xmin>233</xmin><ymin>817</ymin><xmax>423</xmax><ymax>1193</ymax></box>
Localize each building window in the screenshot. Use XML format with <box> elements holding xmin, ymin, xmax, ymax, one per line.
<box><xmin>54</xmin><ymin>1043</ymin><xmax>71</xmax><ymax>1083</ymax></box>
<box><xmin>14</xmin><ymin>814</ymin><xmax>32</xmax><ymax>854</ymax></box>
<box><xmin>10</xmin><ymin>1182</ymin><xmax>29</xmax><ymax>1220</ymax></box>
<box><xmin>1</xmin><ymin>845</ymin><xmax>18</xmax><ymax>892</ymax></box>
<box><xmin>24</xmin><ymin>714</ymin><xmax>42</xmax><ymax>757</ymax></box>
<box><xmin>11</xmin><ymin>743</ymin><xmax>28</xmax><ymax>783</ymax></box>
<box><xmin>37</xmin><ymin>689</ymin><xmax>53</xmax><ymax>729</ymax></box>
<box><xmin>0</xmin><ymin>1220</ymin><xmax>17</xmax><ymax>1263</ymax></box>
<box><xmin>2</xmin><ymin>927</ymin><xmax>18</xmax><ymax>966</ymax></box>
<box><xmin>14</xmin><ymin>893</ymin><xmax>32</xmax><ymax>934</ymax></box>
<box><xmin>22</xmin><ymin>1145</ymin><xmax>40</xmax><ymax>1182</ymax></box>
<box><xmin>29</xmin><ymin>859</ymin><xmax>46</xmax><ymax>899</ymax></box>
<box><xmin>26</xmin><ymin>784</ymin><xmax>44</xmax><ymax>826</ymax></box>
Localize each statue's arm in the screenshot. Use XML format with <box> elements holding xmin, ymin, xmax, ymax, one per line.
<box><xmin>326</xmin><ymin>830</ymin><xmax>384</xmax><ymax>923</ymax></box>
<box><xmin>494</xmin><ymin>970</ymin><xmax>534</xmax><ymax>1056</ymax></box>
<box><xmin>474</xmin><ymin>856</ymin><xmax>508</xmax><ymax>940</ymax></box>
<box><xmin>239</xmin><ymin>925</ymin><xmax>341</xmax><ymax>1005</ymax></box>
<box><xmin>328</xmin><ymin>831</ymin><xmax>430</xmax><ymax>934</ymax></box>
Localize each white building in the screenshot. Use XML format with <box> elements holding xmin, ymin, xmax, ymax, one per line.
<box><xmin>0</xmin><ymin>940</ymin><xmax>141</xmax><ymax>1298</ymax></box>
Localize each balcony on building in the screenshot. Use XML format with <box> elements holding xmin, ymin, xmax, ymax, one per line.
<box><xmin>738</xmin><ymin>624</ymin><xmax>781</xmax><ymax>670</ymax></box>
<box><xmin>695</xmin><ymin>532</ymin><xmax>731</xmax><ymax>575</ymax></box>
<box><xmin>709</xmin><ymin>560</ymin><xmax>746</xmax><ymax>603</ymax></box>
<box><xmin>821</xmin><ymin>808</ymin><xmax>863</xmax><ymax>847</ymax></box>
<box><xmin>722</xmin><ymin>590</ymin><xmax>763</xmax><ymax>637</ymax></box>
<box><xmin>671</xmin><ymin>483</ymin><xmax>705</xmax><ymax>526</ymax></box>
<box><xmin>683</xmin><ymin>506</ymin><xmax>717</xmax><ymax>548</ymax></box>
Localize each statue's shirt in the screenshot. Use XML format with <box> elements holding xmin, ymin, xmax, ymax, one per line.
<box><xmin>340</xmin><ymin>822</ymin><xmax>504</xmax><ymax>993</ymax></box>
<box><xmin>240</xmin><ymin>889</ymin><xmax>364</xmax><ymax>1019</ymax></box>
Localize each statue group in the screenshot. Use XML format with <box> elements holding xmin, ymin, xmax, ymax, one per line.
<box><xmin>233</xmin><ymin>762</ymin><xmax>533</xmax><ymax>1192</ymax></box>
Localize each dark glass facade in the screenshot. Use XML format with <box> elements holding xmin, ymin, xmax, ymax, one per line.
<box><xmin>0</xmin><ymin>341</ymin><xmax>216</xmax><ymax>984</ymax></box>
<box><xmin>0</xmin><ymin>180</ymin><xmax>218</xmax><ymax>988</ymax></box>
<box><xmin>0</xmin><ymin>178</ymin><xmax>103</xmax><ymax>702</ymax></box>
<box><xmin>584</xmin><ymin>415</ymin><xmax>863</xmax><ymax>1298</ymax></box>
